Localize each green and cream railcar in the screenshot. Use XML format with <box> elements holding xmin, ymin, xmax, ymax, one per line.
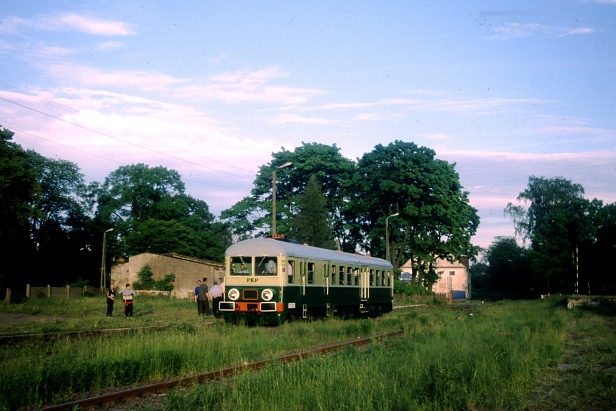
<box><xmin>220</xmin><ymin>238</ymin><xmax>394</xmax><ymax>326</ymax></box>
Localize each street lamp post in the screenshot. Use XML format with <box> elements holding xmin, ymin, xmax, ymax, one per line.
<box><xmin>385</xmin><ymin>213</ymin><xmax>399</xmax><ymax>264</ymax></box>
<box><xmin>101</xmin><ymin>228</ymin><xmax>113</xmax><ymax>290</ymax></box>
<box><xmin>272</xmin><ymin>162</ymin><xmax>292</xmax><ymax>237</ymax></box>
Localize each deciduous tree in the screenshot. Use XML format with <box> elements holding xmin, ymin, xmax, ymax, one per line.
<box><xmin>96</xmin><ymin>164</ymin><xmax>229</xmax><ymax>262</ymax></box>
<box><xmin>222</xmin><ymin>143</ymin><xmax>355</xmax><ymax>247</ymax></box>
<box><xmin>347</xmin><ymin>141</ymin><xmax>480</xmax><ymax>288</ymax></box>
<box><xmin>505</xmin><ymin>176</ymin><xmax>596</xmax><ymax>294</ymax></box>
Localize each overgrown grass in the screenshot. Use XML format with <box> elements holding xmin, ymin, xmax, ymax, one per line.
<box><xmin>158</xmin><ymin>299</ymin><xmax>571</xmax><ymax>411</ymax></box>
<box><xmin>0</xmin><ymin>306</ymin><xmax>392</xmax><ymax>410</ymax></box>
<box><xmin>0</xmin><ymin>295</ymin><xmax>199</xmax><ymax>335</ymax></box>
<box><xmin>1</xmin><ymin>296</ymin><xmax>614</xmax><ymax>410</ymax></box>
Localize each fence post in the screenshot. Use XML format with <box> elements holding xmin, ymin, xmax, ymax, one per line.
<box><xmin>47</xmin><ymin>284</ymin><xmax>51</xmax><ymax>298</ymax></box>
<box><xmin>4</xmin><ymin>288</ymin><xmax>10</xmax><ymax>305</ymax></box>
<box><xmin>26</xmin><ymin>284</ymin><xmax>31</xmax><ymax>298</ymax></box>
<box><xmin>66</xmin><ymin>285</ymin><xmax>70</xmax><ymax>298</ymax></box>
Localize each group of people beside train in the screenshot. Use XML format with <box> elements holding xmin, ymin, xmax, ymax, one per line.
<box><xmin>194</xmin><ymin>277</ymin><xmax>225</xmax><ymax>319</ymax></box>
<box><xmin>105</xmin><ymin>277</ymin><xmax>224</xmax><ymax>319</ymax></box>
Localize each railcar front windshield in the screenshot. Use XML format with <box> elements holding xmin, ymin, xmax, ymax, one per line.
<box><xmin>230</xmin><ymin>256</ymin><xmax>251</xmax><ymax>275</ymax></box>
<box><xmin>256</xmin><ymin>256</ymin><xmax>278</xmax><ymax>276</ymax></box>
<box><xmin>229</xmin><ymin>256</ymin><xmax>279</xmax><ymax>276</ymax></box>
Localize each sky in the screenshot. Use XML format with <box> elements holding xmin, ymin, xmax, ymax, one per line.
<box><xmin>1</xmin><ymin>0</ymin><xmax>615</xmax><ymax>251</ymax></box>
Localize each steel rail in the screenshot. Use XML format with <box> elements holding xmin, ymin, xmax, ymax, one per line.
<box><xmin>39</xmin><ymin>329</ymin><xmax>403</xmax><ymax>411</ymax></box>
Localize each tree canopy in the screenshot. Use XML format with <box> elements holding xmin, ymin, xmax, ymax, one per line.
<box><xmin>222</xmin><ymin>140</ymin><xmax>480</xmax><ymax>288</ymax></box>
<box><xmin>503</xmin><ymin>176</ymin><xmax>615</xmax><ymax>295</ymax></box>
<box><xmin>2</xmin><ymin>126</ymin><xmax>485</xmax><ymax>294</ymax></box>
<box><xmin>347</xmin><ymin>141</ymin><xmax>480</xmax><ymax>285</ymax></box>
<box><xmin>95</xmin><ymin>164</ymin><xmax>229</xmax><ymax>262</ymax></box>
<box><xmin>0</xmin><ymin>130</ymin><xmax>230</xmax><ymax>293</ymax></box>
<box><xmin>222</xmin><ymin>142</ymin><xmax>356</xmax><ymax>247</ymax></box>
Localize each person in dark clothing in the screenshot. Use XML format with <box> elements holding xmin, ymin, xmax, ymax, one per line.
<box><xmin>197</xmin><ymin>277</ymin><xmax>210</xmax><ymax>316</ymax></box>
<box><xmin>194</xmin><ymin>280</ymin><xmax>201</xmax><ymax>303</ymax></box>
<box><xmin>106</xmin><ymin>283</ymin><xmax>116</xmax><ymax>317</ymax></box>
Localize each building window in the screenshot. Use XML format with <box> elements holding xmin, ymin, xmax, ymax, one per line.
<box><xmin>449</xmin><ymin>271</ymin><xmax>455</xmax><ymax>276</ymax></box>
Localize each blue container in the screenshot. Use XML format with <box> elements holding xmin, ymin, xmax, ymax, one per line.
<box><xmin>451</xmin><ymin>290</ymin><xmax>466</xmax><ymax>300</ymax></box>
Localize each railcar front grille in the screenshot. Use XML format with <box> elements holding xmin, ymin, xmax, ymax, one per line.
<box><xmin>243</xmin><ymin>290</ymin><xmax>258</xmax><ymax>300</ymax></box>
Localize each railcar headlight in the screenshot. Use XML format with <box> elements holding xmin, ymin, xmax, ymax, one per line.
<box><xmin>261</xmin><ymin>289</ymin><xmax>274</xmax><ymax>301</ymax></box>
<box><xmin>228</xmin><ymin>288</ymin><xmax>240</xmax><ymax>301</ymax></box>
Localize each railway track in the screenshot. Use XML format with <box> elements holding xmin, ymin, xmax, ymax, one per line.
<box><xmin>39</xmin><ymin>329</ymin><xmax>404</xmax><ymax>411</ymax></box>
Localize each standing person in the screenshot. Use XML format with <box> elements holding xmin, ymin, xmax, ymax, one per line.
<box><xmin>197</xmin><ymin>277</ymin><xmax>209</xmax><ymax>316</ymax></box>
<box><xmin>209</xmin><ymin>281</ymin><xmax>223</xmax><ymax>319</ymax></box>
<box><xmin>106</xmin><ymin>283</ymin><xmax>116</xmax><ymax>317</ymax></box>
<box><xmin>121</xmin><ymin>283</ymin><xmax>135</xmax><ymax>318</ymax></box>
<box><xmin>194</xmin><ymin>280</ymin><xmax>201</xmax><ymax>303</ymax></box>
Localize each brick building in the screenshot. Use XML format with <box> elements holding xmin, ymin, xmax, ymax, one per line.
<box><xmin>111</xmin><ymin>253</ymin><xmax>225</xmax><ymax>299</ymax></box>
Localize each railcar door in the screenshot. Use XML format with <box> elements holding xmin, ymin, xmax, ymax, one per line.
<box><xmin>360</xmin><ymin>267</ymin><xmax>369</xmax><ymax>301</ymax></box>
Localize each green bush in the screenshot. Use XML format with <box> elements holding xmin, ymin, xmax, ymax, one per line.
<box><xmin>133</xmin><ymin>265</ymin><xmax>175</xmax><ymax>291</ymax></box>
<box><xmin>394</xmin><ymin>279</ymin><xmax>433</xmax><ymax>296</ymax></box>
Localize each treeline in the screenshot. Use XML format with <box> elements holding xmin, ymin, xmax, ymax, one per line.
<box><xmin>1</xmin><ymin>128</ymin><xmax>481</xmax><ymax>294</ymax></box>
<box><xmin>0</xmin><ymin>127</ymin><xmax>229</xmax><ymax>296</ymax></box>
<box><xmin>471</xmin><ymin>176</ymin><xmax>616</xmax><ymax>296</ymax></box>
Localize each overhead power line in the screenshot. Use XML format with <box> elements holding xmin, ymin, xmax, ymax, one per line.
<box><xmin>0</xmin><ymin>95</ymin><xmax>251</xmax><ymax>179</ymax></box>
<box><xmin>3</xmin><ymin>123</ymin><xmax>241</xmax><ymax>190</ymax></box>
<box><xmin>0</xmin><ymin>82</ymin><xmax>256</xmax><ymax>175</ymax></box>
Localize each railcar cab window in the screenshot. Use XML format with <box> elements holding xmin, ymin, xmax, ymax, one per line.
<box><xmin>307</xmin><ymin>262</ymin><xmax>315</xmax><ymax>284</ymax></box>
<box><xmin>257</xmin><ymin>257</ymin><xmax>277</xmax><ymax>275</ymax></box>
<box><xmin>231</xmin><ymin>257</ymin><xmax>251</xmax><ymax>275</ymax></box>
<box><xmin>287</xmin><ymin>260</ymin><xmax>295</xmax><ymax>283</ymax></box>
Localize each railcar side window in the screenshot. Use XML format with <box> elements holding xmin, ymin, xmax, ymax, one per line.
<box><xmin>354</xmin><ymin>268</ymin><xmax>359</xmax><ymax>285</ymax></box>
<box><xmin>339</xmin><ymin>266</ymin><xmax>345</xmax><ymax>285</ymax></box>
<box><xmin>231</xmin><ymin>257</ymin><xmax>251</xmax><ymax>275</ymax></box>
<box><xmin>256</xmin><ymin>257</ymin><xmax>277</xmax><ymax>275</ymax></box>
<box><xmin>287</xmin><ymin>260</ymin><xmax>295</xmax><ymax>283</ymax></box>
<box><xmin>331</xmin><ymin>265</ymin><xmax>336</xmax><ymax>285</ymax></box>
<box><xmin>376</xmin><ymin>271</ymin><xmax>381</xmax><ymax>286</ymax></box>
<box><xmin>308</xmin><ymin>262</ymin><xmax>314</xmax><ymax>284</ymax></box>
<box><xmin>387</xmin><ymin>271</ymin><xmax>391</xmax><ymax>286</ymax></box>
<box><xmin>346</xmin><ymin>267</ymin><xmax>352</xmax><ymax>285</ymax></box>
<box><xmin>370</xmin><ymin>270</ymin><xmax>375</xmax><ymax>286</ymax></box>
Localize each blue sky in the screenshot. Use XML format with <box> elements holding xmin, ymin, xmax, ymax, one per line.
<box><xmin>1</xmin><ymin>0</ymin><xmax>615</xmax><ymax>249</ymax></box>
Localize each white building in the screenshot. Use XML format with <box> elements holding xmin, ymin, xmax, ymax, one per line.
<box><xmin>400</xmin><ymin>257</ymin><xmax>470</xmax><ymax>299</ymax></box>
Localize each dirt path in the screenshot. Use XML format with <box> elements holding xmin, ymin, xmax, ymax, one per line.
<box><xmin>528</xmin><ymin>308</ymin><xmax>616</xmax><ymax>410</ymax></box>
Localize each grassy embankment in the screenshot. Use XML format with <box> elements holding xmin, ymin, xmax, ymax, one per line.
<box><xmin>0</xmin><ymin>296</ymin><xmax>614</xmax><ymax>410</ymax></box>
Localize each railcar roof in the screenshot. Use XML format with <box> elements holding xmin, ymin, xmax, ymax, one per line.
<box><xmin>226</xmin><ymin>238</ymin><xmax>393</xmax><ymax>269</ymax></box>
